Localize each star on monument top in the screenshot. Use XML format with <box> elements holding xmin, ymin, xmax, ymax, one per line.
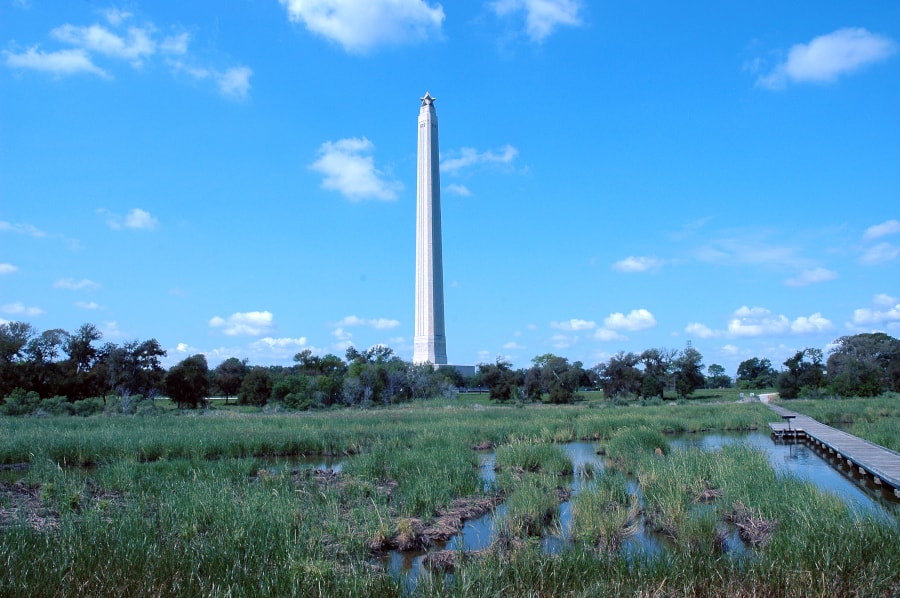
<box><xmin>420</xmin><ymin>92</ymin><xmax>436</xmax><ymax>106</ymax></box>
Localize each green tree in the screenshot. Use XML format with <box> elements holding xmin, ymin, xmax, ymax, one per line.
<box><xmin>594</xmin><ymin>352</ymin><xmax>642</xmax><ymax>398</ymax></box>
<box><xmin>238</xmin><ymin>367</ymin><xmax>273</xmax><ymax>406</ymax></box>
<box><xmin>213</xmin><ymin>357</ymin><xmax>248</xmax><ymax>404</ymax></box>
<box><xmin>640</xmin><ymin>348</ymin><xmax>673</xmax><ymax>398</ymax></box>
<box><xmin>478</xmin><ymin>358</ymin><xmax>519</xmax><ymax>401</ymax></box>
<box><xmin>672</xmin><ymin>347</ymin><xmax>705</xmax><ymax>398</ymax></box>
<box><xmin>777</xmin><ymin>348</ymin><xmax>825</xmax><ymax>399</ymax></box>
<box><xmin>165</xmin><ymin>354</ymin><xmax>210</xmax><ymax>408</ymax></box>
<box><xmin>705</xmin><ymin>363</ymin><xmax>732</xmax><ymax>389</ymax></box>
<box><xmin>827</xmin><ymin>333</ymin><xmax>900</xmax><ymax>396</ymax></box>
<box><xmin>735</xmin><ymin>357</ymin><xmax>777</xmax><ymax>389</ymax></box>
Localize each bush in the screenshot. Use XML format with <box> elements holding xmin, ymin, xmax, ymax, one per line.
<box><xmin>40</xmin><ymin>396</ymin><xmax>75</xmax><ymax>416</ymax></box>
<box><xmin>72</xmin><ymin>397</ymin><xmax>105</xmax><ymax>417</ymax></box>
<box><xmin>1</xmin><ymin>388</ymin><xmax>41</xmax><ymax>416</ymax></box>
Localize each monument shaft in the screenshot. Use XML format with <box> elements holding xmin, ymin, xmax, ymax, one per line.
<box><xmin>413</xmin><ymin>92</ymin><xmax>447</xmax><ymax>365</ymax></box>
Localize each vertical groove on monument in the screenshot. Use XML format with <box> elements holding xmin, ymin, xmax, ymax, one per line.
<box><xmin>413</xmin><ymin>92</ymin><xmax>447</xmax><ymax>365</ymax></box>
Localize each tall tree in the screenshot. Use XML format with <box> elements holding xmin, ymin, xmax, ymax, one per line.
<box><xmin>594</xmin><ymin>352</ymin><xmax>642</xmax><ymax>398</ymax></box>
<box><xmin>239</xmin><ymin>367</ymin><xmax>273</xmax><ymax>406</ymax></box>
<box><xmin>165</xmin><ymin>354</ymin><xmax>210</xmax><ymax>409</ymax></box>
<box><xmin>672</xmin><ymin>347</ymin><xmax>705</xmax><ymax>398</ymax></box>
<box><xmin>827</xmin><ymin>333</ymin><xmax>900</xmax><ymax>396</ymax></box>
<box><xmin>777</xmin><ymin>348</ymin><xmax>825</xmax><ymax>398</ymax></box>
<box><xmin>735</xmin><ymin>357</ymin><xmax>777</xmax><ymax>389</ymax></box>
<box><xmin>213</xmin><ymin>357</ymin><xmax>248</xmax><ymax>404</ymax></box>
<box><xmin>705</xmin><ymin>364</ymin><xmax>732</xmax><ymax>389</ymax></box>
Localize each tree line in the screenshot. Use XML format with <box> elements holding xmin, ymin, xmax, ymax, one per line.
<box><xmin>2</xmin><ymin>320</ymin><xmax>899</xmax><ymax>414</ymax></box>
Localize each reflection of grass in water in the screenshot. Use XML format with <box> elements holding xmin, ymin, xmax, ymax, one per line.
<box><xmin>495</xmin><ymin>439</ymin><xmax>572</xmax><ymax>475</ymax></box>
<box><xmin>3</xmin><ymin>400</ymin><xmax>898</xmax><ymax>596</ymax></box>
<box><xmin>570</xmin><ymin>470</ymin><xmax>641</xmax><ymax>551</ymax></box>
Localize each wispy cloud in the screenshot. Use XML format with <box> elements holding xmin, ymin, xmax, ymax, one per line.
<box><xmin>311</xmin><ymin>137</ymin><xmax>402</xmax><ymax>201</ymax></box>
<box><xmin>612</xmin><ymin>256</ymin><xmax>663</xmax><ymax>273</ymax></box>
<box><xmin>54</xmin><ymin>277</ymin><xmax>100</xmax><ymax>290</ymax></box>
<box><xmin>757</xmin><ymin>28</ymin><xmax>897</xmax><ymax>89</ymax></box>
<box><xmin>861</xmin><ymin>242</ymin><xmax>900</xmax><ymax>265</ymax></box>
<box><xmin>4</xmin><ymin>10</ymin><xmax>249</xmax><ymax>99</ymax></box>
<box><xmin>75</xmin><ymin>301</ymin><xmax>103</xmax><ymax>310</ymax></box>
<box><xmin>2</xmin><ymin>302</ymin><xmax>44</xmax><ymax>317</ymax></box>
<box><xmin>279</xmin><ymin>0</ymin><xmax>444</xmax><ymax>53</ymax></box>
<box><xmin>550</xmin><ymin>318</ymin><xmax>596</xmax><ymax>332</ymax></box>
<box><xmin>441</xmin><ymin>145</ymin><xmax>518</xmax><ymax>174</ymax></box>
<box><xmin>209</xmin><ymin>311</ymin><xmax>274</xmax><ymax>336</ymax></box>
<box><xmin>335</xmin><ymin>315</ymin><xmax>401</xmax><ymax>329</ymax></box>
<box><xmin>491</xmin><ymin>0</ymin><xmax>583</xmax><ymax>42</ymax></box>
<box><xmin>444</xmin><ymin>183</ymin><xmax>471</xmax><ymax>197</ymax></box>
<box><xmin>0</xmin><ymin>263</ymin><xmax>18</xmax><ymax>275</ymax></box>
<box><xmin>784</xmin><ymin>267</ymin><xmax>837</xmax><ymax>287</ymax></box>
<box><xmin>0</xmin><ymin>220</ymin><xmax>46</xmax><ymax>237</ymax></box>
<box><xmin>98</xmin><ymin>208</ymin><xmax>159</xmax><ymax>230</ymax></box>
<box><xmin>863</xmin><ymin>219</ymin><xmax>900</xmax><ymax>241</ymax></box>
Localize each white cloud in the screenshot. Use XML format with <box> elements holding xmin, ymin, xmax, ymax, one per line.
<box><xmin>103</xmin><ymin>8</ymin><xmax>132</xmax><ymax>27</ymax></box>
<box><xmin>125</xmin><ymin>208</ymin><xmax>158</xmax><ymax>230</ymax></box>
<box><xmin>790</xmin><ymin>312</ymin><xmax>832</xmax><ymax>334</ymax></box>
<box><xmin>311</xmin><ymin>137</ymin><xmax>402</xmax><ymax>201</ymax></box>
<box><xmin>612</xmin><ymin>256</ymin><xmax>662</xmax><ymax>273</ymax></box>
<box><xmin>721</xmin><ymin>344</ymin><xmax>739</xmax><ymax>356</ymax></box>
<box><xmin>725</xmin><ymin>306</ymin><xmax>832</xmax><ymax>337</ymax></box>
<box><xmin>217</xmin><ymin>66</ymin><xmax>252</xmax><ymax>100</ymax></box>
<box><xmin>2</xmin><ymin>302</ymin><xmax>43</xmax><ymax>316</ymax></box>
<box><xmin>874</xmin><ymin>293</ymin><xmax>898</xmax><ymax>307</ymax></box>
<box><xmin>503</xmin><ymin>341</ymin><xmax>525</xmax><ymax>350</ymax></box>
<box><xmin>209</xmin><ymin>311</ymin><xmax>274</xmax><ymax>336</ymax></box>
<box><xmin>445</xmin><ymin>183</ymin><xmax>471</xmax><ymax>197</ymax></box>
<box><xmin>75</xmin><ymin>301</ymin><xmax>103</xmax><ymax>310</ymax></box>
<box><xmin>335</xmin><ymin>315</ymin><xmax>400</xmax><ymax>329</ymax></box>
<box><xmin>604</xmin><ymin>309</ymin><xmax>656</xmax><ymax>331</ymax></box>
<box><xmin>54</xmin><ymin>277</ymin><xmax>100</xmax><ymax>290</ymax></box>
<box><xmin>852</xmin><ymin>295</ymin><xmax>900</xmax><ymax>326</ymax></box>
<box><xmin>0</xmin><ymin>263</ymin><xmax>18</xmax><ymax>275</ymax></box>
<box><xmin>550</xmin><ymin>318</ymin><xmax>595</xmax><ymax>331</ymax></box>
<box><xmin>4</xmin><ymin>47</ymin><xmax>108</xmax><ymax>77</ymax></box>
<box><xmin>594</xmin><ymin>328</ymin><xmax>624</xmax><ymax>342</ymax></box>
<box><xmin>332</xmin><ymin>327</ymin><xmax>352</xmax><ymax>341</ymax></box>
<box><xmin>176</xmin><ymin>342</ymin><xmax>192</xmax><ymax>353</ymax></box>
<box><xmin>685</xmin><ymin>322</ymin><xmax>717</xmax><ymax>339</ymax></box>
<box><xmin>784</xmin><ymin>267</ymin><xmax>838</xmax><ymax>287</ymax></box>
<box><xmin>98</xmin><ymin>207</ymin><xmax>159</xmax><ymax>230</ymax></box>
<box><xmin>491</xmin><ymin>0</ymin><xmax>583</xmax><ymax>42</ymax></box>
<box><xmin>160</xmin><ymin>32</ymin><xmax>190</xmax><ymax>55</ymax></box>
<box><xmin>550</xmin><ymin>333</ymin><xmax>575</xmax><ymax>349</ymax></box>
<box><xmin>279</xmin><ymin>0</ymin><xmax>444</xmax><ymax>53</ymax></box>
<box><xmin>863</xmin><ymin>219</ymin><xmax>900</xmax><ymax>241</ymax></box>
<box><xmin>0</xmin><ymin>220</ymin><xmax>46</xmax><ymax>237</ymax></box>
<box><xmin>51</xmin><ymin>23</ymin><xmax>156</xmax><ymax>65</ymax></box>
<box><xmin>101</xmin><ymin>320</ymin><xmax>126</xmax><ymax>340</ymax></box>
<box><xmin>727</xmin><ymin>306</ymin><xmax>789</xmax><ymax>337</ymax></box>
<box><xmin>441</xmin><ymin>145</ymin><xmax>518</xmax><ymax>174</ymax></box>
<box><xmin>757</xmin><ymin>28</ymin><xmax>897</xmax><ymax>89</ymax></box>
<box><xmin>252</xmin><ymin>336</ymin><xmax>308</xmax><ymax>349</ymax></box>
<box><xmin>861</xmin><ymin>242</ymin><xmax>900</xmax><ymax>265</ymax></box>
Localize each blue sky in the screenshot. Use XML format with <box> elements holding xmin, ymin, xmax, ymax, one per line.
<box><xmin>2</xmin><ymin>0</ymin><xmax>899</xmax><ymax>377</ymax></box>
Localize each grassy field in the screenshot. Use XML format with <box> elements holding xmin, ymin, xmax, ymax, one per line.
<box><xmin>2</xmin><ymin>398</ymin><xmax>898</xmax><ymax>596</ymax></box>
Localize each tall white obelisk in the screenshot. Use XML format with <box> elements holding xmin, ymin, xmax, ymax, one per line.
<box><xmin>413</xmin><ymin>92</ymin><xmax>448</xmax><ymax>365</ymax></box>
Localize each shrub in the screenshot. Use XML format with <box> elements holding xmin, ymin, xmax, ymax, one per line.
<box><xmin>72</xmin><ymin>397</ymin><xmax>105</xmax><ymax>417</ymax></box>
<box><xmin>1</xmin><ymin>388</ymin><xmax>41</xmax><ymax>416</ymax></box>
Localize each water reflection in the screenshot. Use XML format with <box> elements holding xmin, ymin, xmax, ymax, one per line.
<box><xmin>384</xmin><ymin>431</ymin><xmax>899</xmax><ymax>589</ymax></box>
<box><xmin>670</xmin><ymin>432</ymin><xmax>900</xmax><ymax>514</ymax></box>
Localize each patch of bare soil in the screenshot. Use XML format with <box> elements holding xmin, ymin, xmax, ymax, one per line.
<box><xmin>0</xmin><ymin>480</ymin><xmax>60</xmax><ymax>534</ymax></box>
<box><xmin>724</xmin><ymin>501</ymin><xmax>777</xmax><ymax>547</ymax></box>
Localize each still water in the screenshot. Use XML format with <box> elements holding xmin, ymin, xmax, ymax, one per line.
<box><xmin>384</xmin><ymin>430</ymin><xmax>900</xmax><ymax>586</ymax></box>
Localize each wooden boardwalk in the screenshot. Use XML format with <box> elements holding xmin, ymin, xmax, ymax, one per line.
<box><xmin>767</xmin><ymin>404</ymin><xmax>900</xmax><ymax>497</ymax></box>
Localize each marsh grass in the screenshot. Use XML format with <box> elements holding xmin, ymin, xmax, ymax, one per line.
<box><xmin>781</xmin><ymin>395</ymin><xmax>900</xmax><ymax>452</ymax></box>
<box><xmin>2</xmin><ymin>400</ymin><xmax>897</xmax><ymax>596</ymax></box>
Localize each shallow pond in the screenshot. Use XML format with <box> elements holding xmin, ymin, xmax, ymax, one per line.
<box><xmin>384</xmin><ymin>430</ymin><xmax>900</xmax><ymax>588</ymax></box>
